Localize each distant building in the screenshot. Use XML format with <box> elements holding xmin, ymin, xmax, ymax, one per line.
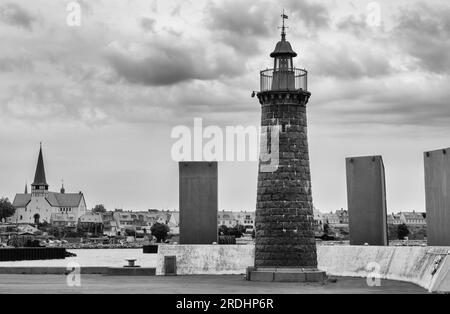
<box><xmin>335</xmin><ymin>209</ymin><xmax>349</xmax><ymax>224</ymax></box>
<box><xmin>313</xmin><ymin>208</ymin><xmax>324</xmax><ymax>232</ymax></box>
<box><xmin>102</xmin><ymin>212</ymin><xmax>119</xmax><ymax>236</ymax></box>
<box><xmin>399</xmin><ymin>212</ymin><xmax>426</xmax><ymax>226</ymax></box>
<box><xmin>218</xmin><ymin>211</ymin><xmax>237</xmax><ymax>228</ymax></box>
<box><xmin>168</xmin><ymin>212</ymin><xmax>179</xmax><ymax>235</ymax></box>
<box><xmin>50</xmin><ymin>213</ymin><xmax>77</xmax><ymax>229</ymax></box>
<box><xmin>113</xmin><ymin>211</ymin><xmax>135</xmax><ymax>235</ymax></box>
<box><xmin>322</xmin><ymin>213</ymin><xmax>340</xmax><ymax>225</ymax></box>
<box><xmin>217</xmin><ymin>211</ymin><xmax>255</xmax><ymax>230</ymax></box>
<box><xmin>387</xmin><ymin>213</ymin><xmax>402</xmax><ymax>225</ymax></box>
<box><xmin>78</xmin><ymin>212</ymin><xmax>103</xmax><ymax>234</ymax></box>
<box><xmin>9</xmin><ymin>145</ymin><xmax>88</xmax><ymax>225</ymax></box>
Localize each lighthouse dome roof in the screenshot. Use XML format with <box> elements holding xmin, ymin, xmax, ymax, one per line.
<box><xmin>270</xmin><ymin>38</ymin><xmax>297</xmax><ymax>58</ymax></box>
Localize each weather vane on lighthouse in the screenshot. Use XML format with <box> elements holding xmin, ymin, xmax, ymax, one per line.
<box><xmin>279</xmin><ymin>10</ymin><xmax>289</xmax><ymax>39</ymax></box>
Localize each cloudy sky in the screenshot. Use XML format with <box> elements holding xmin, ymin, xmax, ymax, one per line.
<box><xmin>0</xmin><ymin>0</ymin><xmax>449</xmax><ymax>213</ymax></box>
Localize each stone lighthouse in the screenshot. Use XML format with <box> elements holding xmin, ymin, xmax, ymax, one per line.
<box><xmin>247</xmin><ymin>14</ymin><xmax>325</xmax><ymax>282</ymax></box>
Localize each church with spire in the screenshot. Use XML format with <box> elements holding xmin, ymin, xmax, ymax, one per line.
<box><xmin>9</xmin><ymin>144</ymin><xmax>88</xmax><ymax>225</ymax></box>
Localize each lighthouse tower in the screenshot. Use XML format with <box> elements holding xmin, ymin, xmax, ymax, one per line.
<box><xmin>248</xmin><ymin>14</ymin><xmax>325</xmax><ymax>282</ymax></box>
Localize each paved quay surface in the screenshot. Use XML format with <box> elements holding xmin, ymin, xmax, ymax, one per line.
<box><xmin>0</xmin><ymin>275</ymin><xmax>427</xmax><ymax>294</ymax></box>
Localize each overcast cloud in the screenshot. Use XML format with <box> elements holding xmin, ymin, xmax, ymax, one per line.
<box><xmin>0</xmin><ymin>0</ymin><xmax>449</xmax><ymax>213</ymax></box>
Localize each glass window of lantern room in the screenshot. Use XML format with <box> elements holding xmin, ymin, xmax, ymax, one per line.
<box><xmin>275</xmin><ymin>57</ymin><xmax>292</xmax><ymax>71</ymax></box>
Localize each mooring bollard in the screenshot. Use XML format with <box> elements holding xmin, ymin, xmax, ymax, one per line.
<box><xmin>124</xmin><ymin>259</ymin><xmax>140</xmax><ymax>268</ymax></box>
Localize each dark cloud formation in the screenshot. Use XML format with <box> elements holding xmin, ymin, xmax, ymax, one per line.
<box><xmin>0</xmin><ymin>0</ymin><xmax>448</xmax><ymax>132</ymax></box>
<box><xmin>310</xmin><ymin>72</ymin><xmax>450</xmax><ymax>129</ymax></box>
<box><xmin>206</xmin><ymin>0</ymin><xmax>330</xmax><ymax>55</ymax></box>
<box><xmin>0</xmin><ymin>3</ymin><xmax>35</xmax><ymax>31</ymax></box>
<box><xmin>206</xmin><ymin>0</ymin><xmax>274</xmax><ymax>55</ymax></box>
<box><xmin>0</xmin><ymin>57</ymin><xmax>34</xmax><ymax>72</ymax></box>
<box><xmin>393</xmin><ymin>2</ymin><xmax>450</xmax><ymax>74</ymax></box>
<box><xmin>105</xmin><ymin>39</ymin><xmax>243</xmax><ymax>86</ymax></box>
<box><xmin>283</xmin><ymin>0</ymin><xmax>330</xmax><ymax>29</ymax></box>
<box><xmin>139</xmin><ymin>17</ymin><xmax>156</xmax><ymax>33</ymax></box>
<box><xmin>363</xmin><ymin>80</ymin><xmax>450</xmax><ymax>127</ymax></box>
<box><xmin>207</xmin><ymin>0</ymin><xmax>272</xmax><ymax>37</ymax></box>
<box><xmin>336</xmin><ymin>14</ymin><xmax>371</xmax><ymax>37</ymax></box>
<box><xmin>308</xmin><ymin>44</ymin><xmax>393</xmax><ymax>79</ymax></box>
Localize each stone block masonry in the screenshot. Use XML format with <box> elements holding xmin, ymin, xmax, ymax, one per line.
<box><xmin>255</xmin><ymin>91</ymin><xmax>317</xmax><ymax>268</ymax></box>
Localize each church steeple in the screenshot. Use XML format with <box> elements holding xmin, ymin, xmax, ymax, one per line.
<box><xmin>31</xmin><ymin>143</ymin><xmax>49</xmax><ymax>196</ymax></box>
<box><xmin>24</xmin><ymin>182</ymin><xmax>28</xmax><ymax>194</ymax></box>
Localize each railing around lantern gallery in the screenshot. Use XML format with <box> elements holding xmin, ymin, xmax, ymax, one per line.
<box><xmin>260</xmin><ymin>68</ymin><xmax>308</xmax><ymax>92</ymax></box>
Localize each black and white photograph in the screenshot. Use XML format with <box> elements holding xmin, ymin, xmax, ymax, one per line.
<box><xmin>0</xmin><ymin>0</ymin><xmax>449</xmax><ymax>301</ymax></box>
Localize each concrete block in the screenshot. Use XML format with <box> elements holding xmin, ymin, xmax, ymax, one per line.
<box><xmin>250</xmin><ymin>271</ymin><xmax>274</xmax><ymax>282</ymax></box>
<box><xmin>248</xmin><ymin>268</ymin><xmax>325</xmax><ymax>282</ymax></box>
<box><xmin>106</xmin><ymin>268</ymin><xmax>156</xmax><ymax>276</ymax></box>
<box><xmin>305</xmin><ymin>271</ymin><xmax>326</xmax><ymax>282</ymax></box>
<box><xmin>179</xmin><ymin>162</ymin><xmax>218</xmax><ymax>245</ymax></box>
<box><xmin>424</xmin><ymin>148</ymin><xmax>450</xmax><ymax>246</ymax></box>
<box><xmin>346</xmin><ymin>156</ymin><xmax>389</xmax><ymax>246</ymax></box>
<box><xmin>273</xmin><ymin>272</ymin><xmax>306</xmax><ymax>282</ymax></box>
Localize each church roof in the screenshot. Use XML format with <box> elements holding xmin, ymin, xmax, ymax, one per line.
<box><xmin>32</xmin><ymin>144</ymin><xmax>48</xmax><ymax>186</ymax></box>
<box><xmin>401</xmin><ymin>212</ymin><xmax>425</xmax><ymax>220</ymax></box>
<box><xmin>46</xmin><ymin>192</ymin><xmax>84</xmax><ymax>207</ymax></box>
<box><xmin>12</xmin><ymin>194</ymin><xmax>32</xmax><ymax>208</ymax></box>
<box><xmin>12</xmin><ymin>192</ymin><xmax>84</xmax><ymax>208</ymax></box>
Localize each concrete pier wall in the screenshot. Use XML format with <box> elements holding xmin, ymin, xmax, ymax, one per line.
<box><xmin>317</xmin><ymin>245</ymin><xmax>448</xmax><ymax>291</ymax></box>
<box><xmin>156</xmin><ymin>245</ymin><xmax>450</xmax><ymax>292</ymax></box>
<box><xmin>156</xmin><ymin>245</ymin><xmax>254</xmax><ymax>276</ymax></box>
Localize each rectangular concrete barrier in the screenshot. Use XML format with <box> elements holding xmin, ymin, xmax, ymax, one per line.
<box><xmin>156</xmin><ymin>245</ymin><xmax>450</xmax><ymax>292</ymax></box>
<box><xmin>424</xmin><ymin>147</ymin><xmax>450</xmax><ymax>246</ymax></box>
<box><xmin>346</xmin><ymin>156</ymin><xmax>389</xmax><ymax>246</ymax></box>
<box><xmin>156</xmin><ymin>245</ymin><xmax>254</xmax><ymax>276</ymax></box>
<box><xmin>179</xmin><ymin>162</ymin><xmax>218</xmax><ymax>245</ymax></box>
